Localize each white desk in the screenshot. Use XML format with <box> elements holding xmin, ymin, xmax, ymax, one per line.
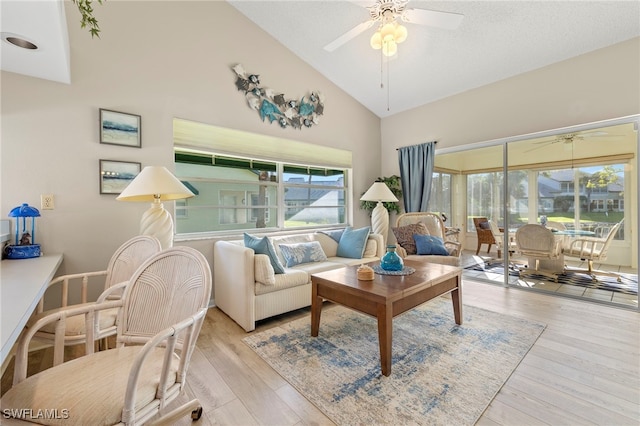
<box><xmin>1</xmin><ymin>254</ymin><xmax>63</xmax><ymax>364</ymax></box>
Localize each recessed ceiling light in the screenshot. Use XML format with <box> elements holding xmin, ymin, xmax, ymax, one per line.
<box><xmin>1</xmin><ymin>33</ymin><xmax>38</xmax><ymax>50</ymax></box>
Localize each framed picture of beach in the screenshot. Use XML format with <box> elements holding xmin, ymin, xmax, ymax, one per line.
<box><xmin>99</xmin><ymin>109</ymin><xmax>141</xmax><ymax>148</ymax></box>
<box><xmin>100</xmin><ymin>160</ymin><xmax>141</xmax><ymax>194</ymax></box>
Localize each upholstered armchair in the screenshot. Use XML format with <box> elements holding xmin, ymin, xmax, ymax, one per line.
<box><xmin>472</xmin><ymin>217</ymin><xmax>496</xmax><ymax>255</ymax></box>
<box><xmin>392</xmin><ymin>212</ymin><xmax>462</xmax><ymax>266</ymax></box>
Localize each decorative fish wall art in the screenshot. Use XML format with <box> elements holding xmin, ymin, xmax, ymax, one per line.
<box><xmin>231</xmin><ymin>64</ymin><xmax>325</xmax><ymax>130</ymax></box>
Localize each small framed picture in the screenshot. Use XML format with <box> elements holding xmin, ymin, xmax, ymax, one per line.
<box><xmin>99</xmin><ymin>160</ymin><xmax>141</xmax><ymax>194</ymax></box>
<box><xmin>99</xmin><ymin>109</ymin><xmax>141</xmax><ymax>148</ymax></box>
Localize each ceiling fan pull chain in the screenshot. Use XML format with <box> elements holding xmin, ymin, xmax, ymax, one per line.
<box><xmin>387</xmin><ymin>55</ymin><xmax>390</xmax><ymax>112</ymax></box>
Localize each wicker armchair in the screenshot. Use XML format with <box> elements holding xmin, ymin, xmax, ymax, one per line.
<box><xmin>3</xmin><ymin>247</ymin><xmax>212</xmax><ymax>425</ymax></box>
<box><xmin>473</xmin><ymin>217</ymin><xmax>496</xmax><ymax>255</ymax></box>
<box><xmin>563</xmin><ymin>221</ymin><xmax>623</xmax><ymax>282</ymax></box>
<box><xmin>515</xmin><ymin>224</ymin><xmax>563</xmax><ymax>282</ymax></box>
<box><xmin>393</xmin><ymin>212</ymin><xmax>462</xmax><ymax>266</ymax></box>
<box><xmin>27</xmin><ymin>235</ymin><xmax>162</xmax><ymax>351</ymax></box>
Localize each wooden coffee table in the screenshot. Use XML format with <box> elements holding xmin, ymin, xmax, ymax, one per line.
<box><xmin>310</xmin><ymin>260</ymin><xmax>462</xmax><ymax>376</ymax></box>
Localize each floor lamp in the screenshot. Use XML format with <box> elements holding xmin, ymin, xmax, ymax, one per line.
<box><xmin>360</xmin><ymin>182</ymin><xmax>398</xmax><ymax>245</ymax></box>
<box><xmin>117</xmin><ymin>166</ymin><xmax>194</xmax><ymax>250</ymax></box>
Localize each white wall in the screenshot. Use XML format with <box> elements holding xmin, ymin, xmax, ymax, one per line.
<box><xmin>1</xmin><ymin>1</ymin><xmax>381</xmax><ymax>283</ymax></box>
<box><xmin>380</xmin><ymin>37</ymin><xmax>640</xmax><ymax>174</ymax></box>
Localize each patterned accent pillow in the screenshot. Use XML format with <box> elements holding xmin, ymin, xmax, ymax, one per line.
<box><xmin>279</xmin><ymin>241</ymin><xmax>328</xmax><ymax>267</ymax></box>
<box><xmin>392</xmin><ymin>222</ymin><xmax>429</xmax><ymax>255</ymax></box>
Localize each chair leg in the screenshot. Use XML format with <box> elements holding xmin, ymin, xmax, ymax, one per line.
<box><xmin>475</xmin><ymin>242</ymin><xmax>481</xmax><ymax>255</ymax></box>
<box><xmin>564</xmin><ymin>259</ymin><xmax>623</xmax><ymax>283</ymax></box>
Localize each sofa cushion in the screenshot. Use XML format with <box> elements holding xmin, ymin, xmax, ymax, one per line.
<box><xmin>255</xmin><ymin>269</ymin><xmax>310</xmax><ymax>295</ymax></box>
<box><xmin>414</xmin><ymin>234</ymin><xmax>449</xmax><ymax>256</ymax></box>
<box><xmin>336</xmin><ymin>226</ymin><xmax>371</xmax><ymax>259</ymax></box>
<box><xmin>392</xmin><ymin>222</ymin><xmax>429</xmax><ymax>255</ymax></box>
<box><xmin>291</xmin><ymin>260</ymin><xmax>348</xmax><ymax>275</ymax></box>
<box><xmin>279</xmin><ymin>241</ymin><xmax>328</xmax><ymax>267</ymax></box>
<box><xmin>362</xmin><ymin>238</ymin><xmax>378</xmax><ymax>258</ymax></box>
<box><xmin>244</xmin><ymin>233</ymin><xmax>286</xmax><ymax>274</ymax></box>
<box><xmin>313</xmin><ymin>232</ymin><xmax>339</xmax><ymax>257</ymax></box>
<box><xmin>254</xmin><ymin>254</ymin><xmax>276</xmax><ymax>286</ymax></box>
<box><xmin>403</xmin><ymin>254</ymin><xmax>461</xmax><ymax>267</ymax></box>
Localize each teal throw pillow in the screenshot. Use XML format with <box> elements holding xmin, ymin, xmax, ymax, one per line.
<box><xmin>336</xmin><ymin>226</ymin><xmax>371</xmax><ymax>259</ymax></box>
<box><xmin>279</xmin><ymin>241</ymin><xmax>327</xmax><ymax>267</ymax></box>
<box><xmin>319</xmin><ymin>229</ymin><xmax>344</xmax><ymax>243</ymax></box>
<box><xmin>414</xmin><ymin>234</ymin><xmax>449</xmax><ymax>256</ymax></box>
<box><xmin>243</xmin><ymin>233</ymin><xmax>286</xmax><ymax>274</ymax></box>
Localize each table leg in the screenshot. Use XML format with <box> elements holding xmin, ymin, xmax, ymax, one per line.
<box><xmin>377</xmin><ymin>302</ymin><xmax>393</xmax><ymax>376</ymax></box>
<box><xmin>451</xmin><ymin>278</ymin><xmax>463</xmax><ymax>325</ymax></box>
<box><xmin>311</xmin><ymin>282</ymin><xmax>322</xmax><ymax>337</ymax></box>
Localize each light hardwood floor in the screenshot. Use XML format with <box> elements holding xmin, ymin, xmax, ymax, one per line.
<box><xmin>2</xmin><ymin>278</ymin><xmax>639</xmax><ymax>425</ymax></box>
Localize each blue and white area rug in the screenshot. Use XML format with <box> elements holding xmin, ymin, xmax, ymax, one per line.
<box><xmin>243</xmin><ymin>297</ymin><xmax>545</xmax><ymax>425</ymax></box>
<box><xmin>466</xmin><ymin>262</ymin><xmax>638</xmax><ymax>295</ymax></box>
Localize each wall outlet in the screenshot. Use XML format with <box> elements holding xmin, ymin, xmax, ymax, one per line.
<box><xmin>41</xmin><ymin>194</ymin><xmax>54</xmax><ymax>210</ymax></box>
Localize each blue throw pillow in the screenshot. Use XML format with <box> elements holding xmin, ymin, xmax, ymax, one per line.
<box><xmin>279</xmin><ymin>241</ymin><xmax>328</xmax><ymax>267</ymax></box>
<box><xmin>336</xmin><ymin>226</ymin><xmax>371</xmax><ymax>259</ymax></box>
<box><xmin>319</xmin><ymin>229</ymin><xmax>344</xmax><ymax>243</ymax></box>
<box><xmin>243</xmin><ymin>233</ymin><xmax>286</xmax><ymax>274</ymax></box>
<box><xmin>414</xmin><ymin>234</ymin><xmax>449</xmax><ymax>256</ymax></box>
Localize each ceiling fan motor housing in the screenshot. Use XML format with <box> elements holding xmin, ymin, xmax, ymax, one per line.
<box><xmin>369</xmin><ymin>0</ymin><xmax>407</xmax><ymax>22</ymax></box>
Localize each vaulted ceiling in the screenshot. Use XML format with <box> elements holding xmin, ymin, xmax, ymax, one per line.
<box><xmin>2</xmin><ymin>1</ymin><xmax>639</xmax><ymax>118</ymax></box>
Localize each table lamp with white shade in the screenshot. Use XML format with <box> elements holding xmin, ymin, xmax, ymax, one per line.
<box><xmin>360</xmin><ymin>182</ymin><xmax>398</xmax><ymax>245</ymax></box>
<box><xmin>117</xmin><ymin>166</ymin><xmax>194</xmax><ymax>249</ymax></box>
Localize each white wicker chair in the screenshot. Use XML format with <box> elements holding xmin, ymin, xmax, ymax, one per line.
<box><xmin>27</xmin><ymin>235</ymin><xmax>162</xmax><ymax>350</ymax></box>
<box><xmin>563</xmin><ymin>221</ymin><xmax>623</xmax><ymax>282</ymax></box>
<box><xmin>2</xmin><ymin>246</ymin><xmax>212</xmax><ymax>425</ymax></box>
<box><xmin>394</xmin><ymin>212</ymin><xmax>462</xmax><ymax>266</ymax></box>
<box><xmin>515</xmin><ymin>224</ymin><xmax>563</xmax><ymax>282</ymax></box>
<box><xmin>488</xmin><ymin>220</ymin><xmax>517</xmax><ymax>259</ymax></box>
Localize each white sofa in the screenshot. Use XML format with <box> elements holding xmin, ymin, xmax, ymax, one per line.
<box><xmin>214</xmin><ymin>231</ymin><xmax>384</xmax><ymax>332</ymax></box>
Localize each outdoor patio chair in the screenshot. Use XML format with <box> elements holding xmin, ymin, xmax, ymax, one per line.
<box><xmin>563</xmin><ymin>220</ymin><xmax>623</xmax><ymax>282</ymax></box>
<box><xmin>515</xmin><ymin>224</ymin><xmax>563</xmax><ymax>282</ymax></box>
<box><xmin>488</xmin><ymin>220</ymin><xmax>517</xmax><ymax>260</ymax></box>
<box><xmin>2</xmin><ymin>246</ymin><xmax>212</xmax><ymax>425</ymax></box>
<box><xmin>473</xmin><ymin>217</ymin><xmax>496</xmax><ymax>255</ymax></box>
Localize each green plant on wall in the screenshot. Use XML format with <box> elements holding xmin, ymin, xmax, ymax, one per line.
<box><xmin>72</xmin><ymin>0</ymin><xmax>104</xmax><ymax>38</ymax></box>
<box><xmin>360</xmin><ymin>175</ymin><xmax>403</xmax><ymax>215</ymax></box>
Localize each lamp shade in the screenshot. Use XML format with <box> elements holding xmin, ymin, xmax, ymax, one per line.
<box><xmin>360</xmin><ymin>182</ymin><xmax>398</xmax><ymax>202</ymax></box>
<box><xmin>117</xmin><ymin>166</ymin><xmax>194</xmax><ymax>202</ymax></box>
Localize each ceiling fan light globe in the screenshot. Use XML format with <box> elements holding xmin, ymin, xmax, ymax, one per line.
<box><xmin>380</xmin><ymin>23</ymin><xmax>396</xmax><ymax>40</ymax></box>
<box><xmin>395</xmin><ymin>25</ymin><xmax>407</xmax><ymax>43</ymax></box>
<box><xmin>370</xmin><ymin>31</ymin><xmax>382</xmax><ymax>49</ymax></box>
<box><xmin>382</xmin><ymin>40</ymin><xmax>397</xmax><ymax>56</ymax></box>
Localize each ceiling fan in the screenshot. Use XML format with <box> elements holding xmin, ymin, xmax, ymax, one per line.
<box><xmin>323</xmin><ymin>0</ymin><xmax>464</xmax><ymax>52</ymax></box>
<box><xmin>525</xmin><ymin>131</ymin><xmax>616</xmax><ymax>153</ymax></box>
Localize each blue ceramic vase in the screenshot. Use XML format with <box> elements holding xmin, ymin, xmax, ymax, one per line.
<box><xmin>380</xmin><ymin>244</ymin><xmax>404</xmax><ymax>271</ymax></box>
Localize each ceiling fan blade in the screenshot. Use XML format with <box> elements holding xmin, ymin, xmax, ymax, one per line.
<box><xmin>401</xmin><ymin>8</ymin><xmax>464</xmax><ymax>29</ymax></box>
<box><xmin>323</xmin><ymin>20</ymin><xmax>374</xmax><ymax>52</ymax></box>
